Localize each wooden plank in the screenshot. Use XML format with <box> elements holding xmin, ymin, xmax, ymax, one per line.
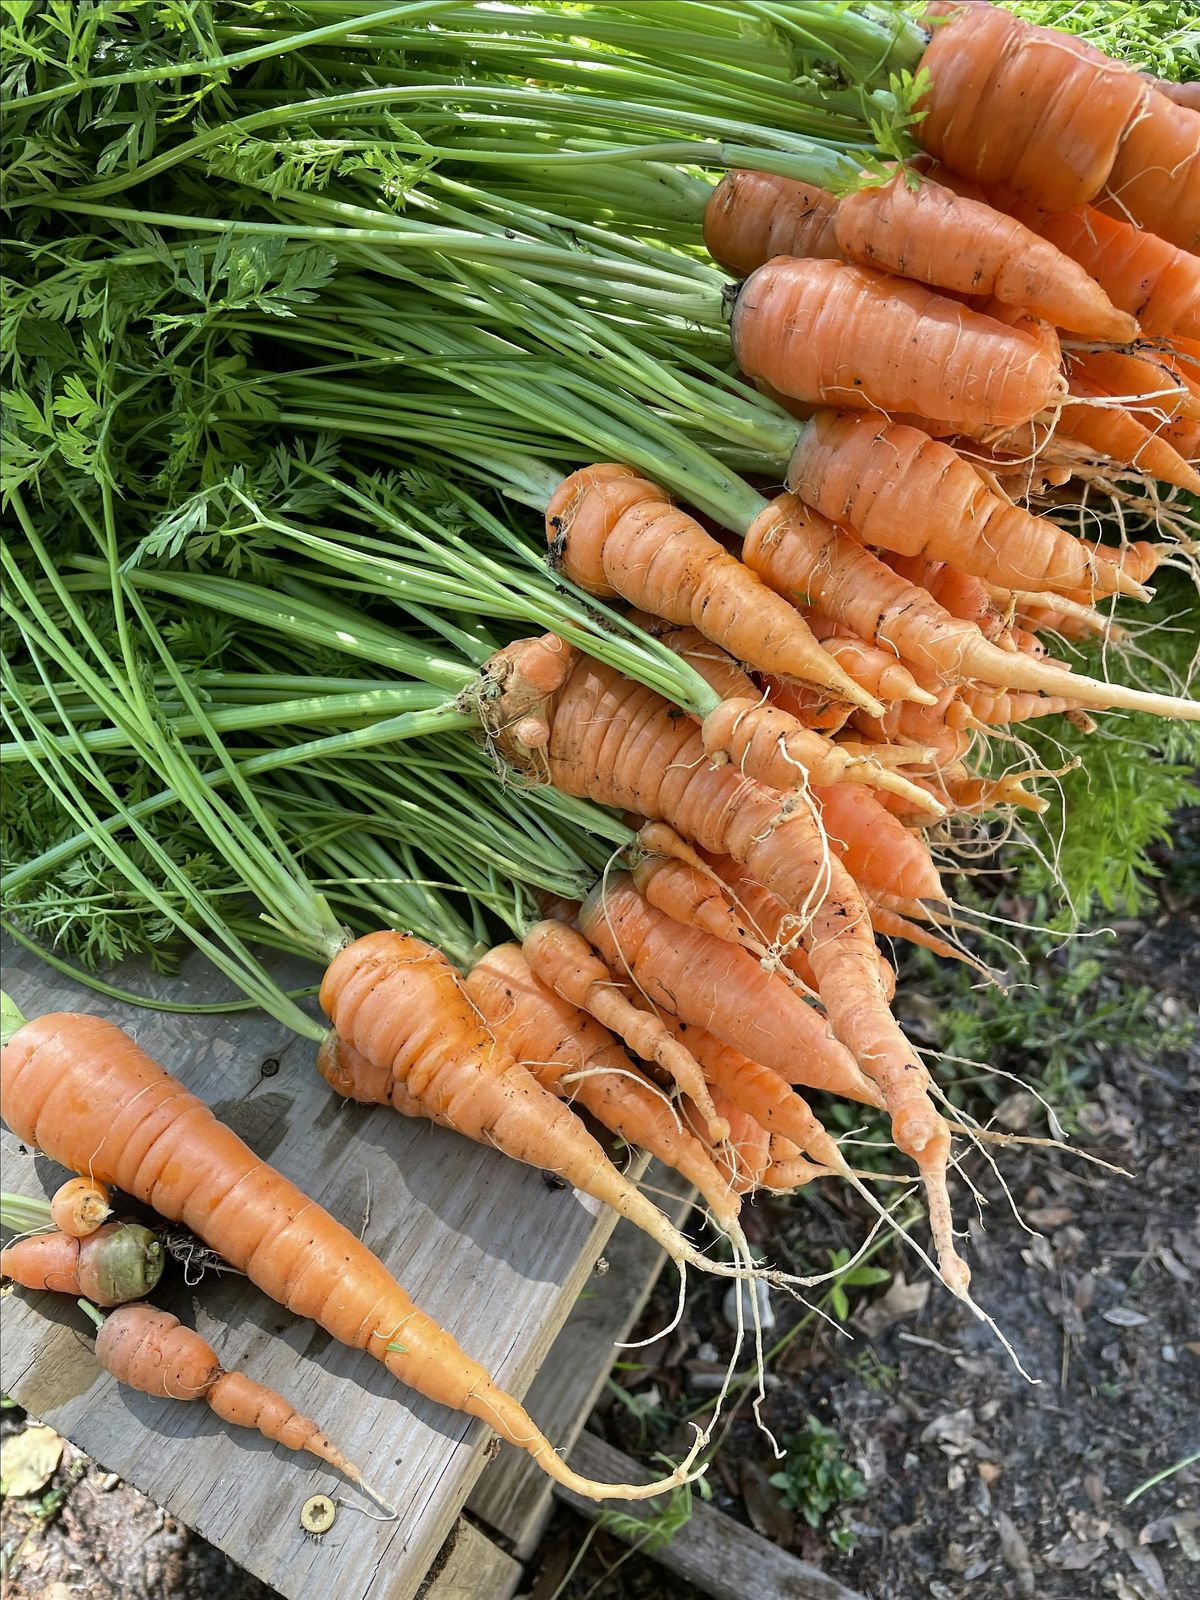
<box><xmin>0</xmin><ymin>938</ymin><xmax>627</xmax><ymax>1600</ymax></box>
<box><xmin>417</xmin><ymin>1519</ymin><xmax>521</xmax><ymax>1600</ymax></box>
<box><xmin>469</xmin><ymin>1160</ymin><xmax>696</xmax><ymax>1559</ymax></box>
<box><xmin>556</xmin><ymin>1436</ymin><xmax>867</xmax><ymax>1600</ymax></box>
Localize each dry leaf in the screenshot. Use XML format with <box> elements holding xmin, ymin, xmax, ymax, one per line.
<box><xmin>855</xmin><ymin>1274</ymin><xmax>930</xmax><ymax>1338</ymax></box>
<box><xmin>1103</xmin><ymin>1306</ymin><xmax>1151</xmax><ymax>1327</ymax></box>
<box><xmin>0</xmin><ymin>1424</ymin><xmax>63</xmax><ymax>1498</ymax></box>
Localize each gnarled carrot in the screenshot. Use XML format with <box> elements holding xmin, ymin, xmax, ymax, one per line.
<box><xmin>731</xmin><ymin>258</ymin><xmax>1065</xmax><ymax>431</ymax></box>
<box><xmin>90</xmin><ymin>1302</ymin><xmax>386</xmax><ymax>1503</ymax></box>
<box><xmin>1</xmin><ymin>1007</ymin><xmax>693</xmax><ymax>1501</ymax></box>
<box><xmin>2</xmin><ymin>1221</ymin><xmax>162</xmax><ymax>1306</ymax></box>
<box><xmin>547</xmin><ymin>465</ymin><xmax>877</xmax><ymax>711</ymax></box>
<box><xmin>50</xmin><ymin>1176</ymin><xmax>111</xmax><ymax>1237</ymax></box>
<box><xmin>787</xmin><ymin>411</ymin><xmax>1145</xmax><ymax>597</ymax></box>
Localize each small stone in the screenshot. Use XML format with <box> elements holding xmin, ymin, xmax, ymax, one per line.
<box><xmin>722</xmin><ymin>1277</ymin><xmax>775</xmax><ymax>1334</ymax></box>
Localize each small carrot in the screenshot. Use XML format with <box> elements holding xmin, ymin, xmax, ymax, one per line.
<box><xmin>546</xmin><ymin>464</ymin><xmax>877</xmax><ymax>711</ymax></box>
<box><xmin>1058</xmin><ymin>377</ymin><xmax>1200</xmax><ymax>493</ymax></box>
<box><xmin>814</xmin><ymin>783</ymin><xmax>947</xmax><ymax>906</ymax></box>
<box><xmin>577</xmin><ymin>873</ymin><xmax>879</xmax><ymax>1108</ymax></box>
<box><xmin>1073</xmin><ymin>349</ymin><xmax>1200</xmax><ymax>423</ymax></box>
<box><xmin>741</xmin><ymin>494</ymin><xmax>1200</xmax><ymax>720</ymax></box>
<box><xmin>0</xmin><ymin>1002</ymin><xmax>696</xmax><ymax>1500</ymax></box>
<box><xmin>50</xmin><ymin>1176</ymin><xmax>111</xmax><ymax>1237</ymax></box>
<box><xmin>2</xmin><ymin>1222</ymin><xmax>163</xmax><ymax>1306</ymax></box>
<box><xmin>520</xmin><ymin>917</ymin><xmax>729</xmax><ymax>1145</ymax></box>
<box><xmin>731</xmin><ymin>258</ymin><xmax>1066</xmax><ymax>431</ymax></box>
<box><xmin>88</xmin><ymin>1301</ymin><xmax>387</xmax><ymax>1506</ymax></box>
<box><xmin>464</xmin><ymin>943</ymin><xmax>743</xmax><ymax>1234</ymax></box>
<box><xmin>789</xmin><ymin>627</ymin><xmax>940</xmax><ymax>706</ymax></box>
<box><xmin>787</xmin><ymin>411</ymin><xmax>1147</xmax><ymax>598</ymax></box>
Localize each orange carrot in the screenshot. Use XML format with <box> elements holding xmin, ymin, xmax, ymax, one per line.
<box><xmin>866</xmin><ymin>898</ymin><xmax>986</xmax><ymax>971</ymax></box>
<box><xmin>814</xmin><ymin>783</ymin><xmax>947</xmax><ymax>905</ymax></box>
<box><xmin>1057</xmin><ymin>377</ymin><xmax>1200</xmax><ymax>492</ymax></box>
<box><xmin>91</xmin><ymin>1302</ymin><xmax>384</xmax><ymax>1500</ymax></box>
<box><xmin>1073</xmin><ymin>348</ymin><xmax>1200</xmax><ymax>422</ymax></box>
<box><xmin>917</xmin><ymin>3</ymin><xmax>1200</xmax><ymax>248</ymax></box>
<box><xmin>576</xmin><ymin>872</ymin><xmax>879</xmax><ymax>1109</ymax></box>
<box><xmin>731</xmin><ymin>258</ymin><xmax>1066</xmax><ymax>431</ymax></box>
<box><xmin>703</xmin><ymin>169</ymin><xmax>841</xmax><ymax>276</ymax></box>
<box><xmin>1</xmin><ymin>1007</ymin><xmax>694</xmax><ymax>1500</ymax></box>
<box><xmin>50</xmin><ymin>1176</ymin><xmax>111</xmax><ymax>1237</ymax></box>
<box><xmin>742</xmin><ymin>494</ymin><xmax>1200</xmax><ymax>720</ymax></box>
<box><xmin>889</xmin><ymin>559</ymin><xmax>1015</xmax><ymax>645</ymax></box>
<box><xmin>463</xmin><ymin>943</ymin><xmax>742</xmax><ymax>1232</ymax></box>
<box><xmin>1144</xmin><ymin>78</ymin><xmax>1200</xmax><ymax>113</ymax></box>
<box><xmin>1004</xmin><ymin>202</ymin><xmax>1200</xmax><ymax>339</ymax></box>
<box><xmin>2</xmin><ymin>1221</ymin><xmax>163</xmax><ymax>1306</ymax></box>
<box><xmin>519</xmin><ymin>917</ymin><xmax>729</xmax><ymax>1144</ymax></box>
<box><xmin>787</xmin><ymin>411</ymin><xmax>1146</xmax><ymax>597</ymax></box>
<box><xmin>791</xmin><ymin>627</ymin><xmax>941</xmax><ymax>706</ymax></box>
<box><xmin>546</xmin><ymin>464</ymin><xmax>877</xmax><ymax>711</ymax></box>
<box><xmin>761</xmin><ymin>674</ymin><xmax>854</xmax><ymax>733</ymax></box>
<box><xmin>955</xmin><ymin>682</ymin><xmax>1082</xmax><ymax>726</ymax></box>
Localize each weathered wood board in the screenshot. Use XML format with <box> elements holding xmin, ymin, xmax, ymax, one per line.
<box><xmin>0</xmin><ymin>938</ymin><xmax>627</xmax><ymax>1600</ymax></box>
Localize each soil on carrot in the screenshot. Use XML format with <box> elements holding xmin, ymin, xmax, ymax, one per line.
<box><xmin>2</xmin><ymin>821</ymin><xmax>1196</xmax><ymax>1600</ymax></box>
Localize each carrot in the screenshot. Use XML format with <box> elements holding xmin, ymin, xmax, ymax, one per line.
<box><xmin>0</xmin><ymin>1005</ymin><xmax>696</xmax><ymax>1500</ymax></box>
<box><xmin>317</xmin><ymin>1031</ymin><xmax>450</xmax><ymax>1126</ymax></box>
<box><xmin>761</xmin><ymin>674</ymin><xmax>854</xmax><ymax>733</ymax></box>
<box><xmin>890</xmin><ymin>559</ymin><xmax>1014</xmax><ymax>645</ymax></box>
<box><xmin>837</xmin><ymin>173</ymin><xmax>1137</xmax><ymax>341</ymax></box>
<box><xmin>703</xmin><ymin>169</ymin><xmax>841</xmax><ymax>277</ymax></box>
<box><xmin>1058</xmin><ymin>377</ymin><xmax>1200</xmax><ymax>493</ymax></box>
<box><xmin>1144</xmin><ymin>78</ymin><xmax>1200</xmax><ymax>114</ymax></box>
<box><xmin>955</xmin><ymin>682</ymin><xmax>1083</xmax><ymax>726</ymax></box>
<box><xmin>701</xmin><ymin>695</ymin><xmax>945</xmax><ymax>814</ymax></box>
<box><xmin>916</xmin><ymin>3</ymin><xmax>1200</xmax><ymax>248</ymax></box>
<box><xmin>50</xmin><ymin>1176</ymin><xmax>111</xmax><ymax>1237</ymax></box>
<box><xmin>866</xmin><ymin>898</ymin><xmax>987</xmax><ymax>972</ymax></box>
<box><xmin>1004</xmin><ymin>202</ymin><xmax>1200</xmax><ymax>339</ymax></box>
<box><xmin>813</xmin><ymin>783</ymin><xmax>947</xmax><ymax>905</ymax></box>
<box><xmin>463</xmin><ymin>943</ymin><xmax>742</xmax><ymax>1233</ymax></box>
<box><xmin>1160</xmin><ymin>415</ymin><xmax>1200</xmax><ymax>462</ymax></box>
<box><xmin>546</xmin><ymin>464</ymin><xmax>878</xmax><ymax>711</ymax></box>
<box><xmin>519</xmin><ymin>917</ymin><xmax>730</xmax><ymax>1144</ymax></box>
<box><xmin>668</xmin><ymin>1019</ymin><xmax>850</xmax><ymax>1178</ymax></box>
<box><xmin>849</xmin><ymin>692</ymin><xmax>973</xmax><ymax>769</ymax></box>
<box><xmin>1072</xmin><ymin>349</ymin><xmax>1200</xmax><ymax>423</ymax></box>
<box><xmin>731</xmin><ymin>258</ymin><xmax>1066</xmax><ymax>431</ymax></box>
<box><xmin>741</xmin><ymin>494</ymin><xmax>1200</xmax><ymax>720</ymax></box>
<box><xmin>787</xmin><ymin>411</ymin><xmax>1147</xmax><ymax>598</ymax></box>
<box><xmin>576</xmin><ymin>872</ymin><xmax>879</xmax><ymax>1109</ymax></box>
<box><xmin>631</xmin><ymin>851</ymin><xmax>820</xmax><ymax>998</ymax></box>
<box><xmin>90</xmin><ymin>1302</ymin><xmax>385</xmax><ymax>1504</ymax></box>
<box><xmin>488</xmin><ymin>638</ymin><xmax>978</xmax><ymax>1291</ymax></box>
<box><xmin>1001</xmin><ymin>588</ymin><xmax>1125</xmax><ymax>643</ymax></box>
<box><xmin>694</xmin><ymin>1091</ymin><xmax>771</xmax><ymax>1195</ymax></box>
<box><xmin>789</xmin><ymin>629</ymin><xmax>941</xmax><ymax>706</ymax></box>
<box><xmin>2</xmin><ymin>1222</ymin><xmax>163</xmax><ymax>1306</ymax></box>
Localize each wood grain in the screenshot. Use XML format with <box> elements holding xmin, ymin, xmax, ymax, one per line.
<box><xmin>0</xmin><ymin>938</ymin><xmax>627</xmax><ymax>1600</ymax></box>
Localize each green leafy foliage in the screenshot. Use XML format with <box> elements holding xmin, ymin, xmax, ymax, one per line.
<box><xmin>1001</xmin><ymin>1</ymin><xmax>1199</xmax><ymax>77</ymax></box>
<box><xmin>769</xmin><ymin>1415</ymin><xmax>867</xmax><ymax>1543</ymax></box>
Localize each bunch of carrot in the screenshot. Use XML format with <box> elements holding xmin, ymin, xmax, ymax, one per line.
<box><xmin>2</xmin><ymin>0</ymin><xmax>1197</xmax><ymax>1518</ymax></box>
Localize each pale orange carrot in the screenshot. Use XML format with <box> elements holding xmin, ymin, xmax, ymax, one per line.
<box><xmin>50</xmin><ymin>1176</ymin><xmax>111</xmax><ymax>1237</ymax></box>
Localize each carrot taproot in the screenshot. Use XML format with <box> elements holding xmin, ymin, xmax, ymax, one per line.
<box><xmin>1073</xmin><ymin>349</ymin><xmax>1200</xmax><ymax>422</ymax></box>
<box><xmin>789</xmin><ymin>629</ymin><xmax>941</xmax><ymax>706</ymax></box>
<box><xmin>889</xmin><ymin>559</ymin><xmax>1015</xmax><ymax>645</ymax></box>
<box><xmin>317</xmin><ymin>1031</ymin><xmax>450</xmax><ymax>1126</ymax></box>
<box><xmin>2</xmin><ymin>1221</ymin><xmax>163</xmax><ymax>1306</ymax></box>
<box><xmin>1003</xmin><ymin>202</ymin><xmax>1200</xmax><ymax>339</ymax></box>
<box><xmin>519</xmin><ymin>917</ymin><xmax>729</xmax><ymax>1145</ymax></box>
<box><xmin>742</xmin><ymin>494</ymin><xmax>1200</xmax><ymax>720</ymax></box>
<box><xmin>463</xmin><ymin>943</ymin><xmax>742</xmax><ymax>1233</ymax></box>
<box><xmin>849</xmin><ymin>692</ymin><xmax>974</xmax><ymax>768</ymax></box>
<box><xmin>788</xmin><ymin>411</ymin><xmax>1146</xmax><ymax>598</ymax></box>
<box><xmin>576</xmin><ymin>872</ymin><xmax>879</xmax><ymax>1109</ymax></box>
<box><xmin>865</xmin><ymin>898</ymin><xmax>987</xmax><ymax>972</ymax></box>
<box><xmin>731</xmin><ymin>258</ymin><xmax>1066</xmax><ymax>431</ymax></box>
<box><xmin>761</xmin><ymin>674</ymin><xmax>854</xmax><ymax>733</ymax></box>
<box><xmin>954</xmin><ymin>682</ymin><xmax>1082</xmax><ymax>726</ymax></box>
<box><xmin>693</xmin><ymin>1091</ymin><xmax>771</xmax><ymax>1195</ymax></box>
<box><xmin>1160</xmin><ymin>415</ymin><xmax>1200</xmax><ymax>462</ymax></box>
<box><xmin>703</xmin><ymin>169</ymin><xmax>841</xmax><ymax>277</ymax></box>
<box><xmin>916</xmin><ymin>3</ymin><xmax>1200</xmax><ymax>248</ymax></box>
<box><xmin>0</xmin><ymin>1006</ymin><xmax>696</xmax><ymax>1500</ymax></box>
<box><xmin>50</xmin><ymin>1176</ymin><xmax>111</xmax><ymax>1237</ymax></box>
<box><xmin>814</xmin><ymin>783</ymin><xmax>947</xmax><ymax>905</ymax></box>
<box><xmin>1058</xmin><ymin>377</ymin><xmax>1200</xmax><ymax>493</ymax></box>
<box><xmin>837</xmin><ymin>173</ymin><xmax>1136</xmax><ymax>341</ymax></box>
<box><xmin>546</xmin><ymin>465</ymin><xmax>878</xmax><ymax>712</ymax></box>
<box><xmin>487</xmin><ymin>639</ymin><xmax>976</xmax><ymax>1290</ymax></box>
<box><xmin>90</xmin><ymin>1302</ymin><xmax>386</xmax><ymax>1503</ymax></box>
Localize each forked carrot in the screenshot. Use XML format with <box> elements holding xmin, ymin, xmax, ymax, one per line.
<box><xmin>50</xmin><ymin>1176</ymin><xmax>111</xmax><ymax>1237</ymax></box>
<box><xmin>2</xmin><ymin>1221</ymin><xmax>163</xmax><ymax>1306</ymax></box>
<box><xmin>0</xmin><ymin>1003</ymin><xmax>699</xmax><ymax>1500</ymax></box>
